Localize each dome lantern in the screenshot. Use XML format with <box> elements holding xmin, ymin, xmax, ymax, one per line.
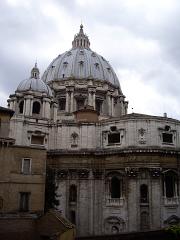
<box><xmin>31</xmin><ymin>62</ymin><xmax>40</xmax><ymax>79</ymax></box>
<box><xmin>72</xmin><ymin>24</ymin><xmax>90</xmax><ymax>49</ymax></box>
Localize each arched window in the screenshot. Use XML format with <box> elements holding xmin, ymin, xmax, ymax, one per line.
<box><xmin>19</xmin><ymin>101</ymin><xmax>24</xmax><ymax>114</ymax></box>
<box><xmin>69</xmin><ymin>185</ymin><xmax>77</xmax><ymax>202</ymax></box>
<box><xmin>33</xmin><ymin>72</ymin><xmax>37</xmax><ymax>78</ymax></box>
<box><xmin>32</xmin><ymin>101</ymin><xmax>40</xmax><ymax>114</ymax></box>
<box><xmin>111</xmin><ymin>176</ymin><xmax>121</xmax><ymax>198</ymax></box>
<box><xmin>140</xmin><ymin>184</ymin><xmax>148</xmax><ymax>203</ymax></box>
<box><xmin>163</xmin><ymin>171</ymin><xmax>178</xmax><ymax>198</ymax></box>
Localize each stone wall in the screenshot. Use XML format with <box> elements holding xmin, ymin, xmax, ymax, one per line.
<box><xmin>0</xmin><ymin>145</ymin><xmax>46</xmax><ymax>213</ymax></box>
<box><xmin>48</xmin><ymin>151</ymin><xmax>180</xmax><ymax>236</ymax></box>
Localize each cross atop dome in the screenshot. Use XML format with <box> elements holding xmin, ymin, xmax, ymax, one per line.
<box><xmin>72</xmin><ymin>24</ymin><xmax>90</xmax><ymax>49</ymax></box>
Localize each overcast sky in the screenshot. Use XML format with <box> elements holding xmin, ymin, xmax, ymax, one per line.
<box><xmin>0</xmin><ymin>0</ymin><xmax>180</xmax><ymax>119</ymax></box>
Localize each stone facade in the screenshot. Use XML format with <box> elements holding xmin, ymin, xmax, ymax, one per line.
<box><xmin>0</xmin><ymin>107</ymin><xmax>46</xmax><ymax>214</ymax></box>
<box><xmin>47</xmin><ymin>114</ymin><xmax>180</xmax><ymax>236</ymax></box>
<box><xmin>6</xmin><ymin>25</ymin><xmax>180</xmax><ymax>237</ymax></box>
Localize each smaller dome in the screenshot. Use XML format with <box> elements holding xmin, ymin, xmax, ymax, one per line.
<box><xmin>17</xmin><ymin>64</ymin><xmax>52</xmax><ymax>97</ymax></box>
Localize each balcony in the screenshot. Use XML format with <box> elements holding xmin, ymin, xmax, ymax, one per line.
<box><xmin>163</xmin><ymin>197</ymin><xmax>179</xmax><ymax>206</ymax></box>
<box><xmin>69</xmin><ymin>201</ymin><xmax>77</xmax><ymax>206</ymax></box>
<box><xmin>106</xmin><ymin>197</ymin><xmax>124</xmax><ymax>207</ymax></box>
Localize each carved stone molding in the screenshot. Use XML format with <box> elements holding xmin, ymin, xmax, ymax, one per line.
<box><xmin>138</xmin><ymin>128</ymin><xmax>146</xmax><ymax>144</ymax></box>
<box><xmin>150</xmin><ymin>168</ymin><xmax>161</xmax><ymax>178</ymax></box>
<box><xmin>78</xmin><ymin>169</ymin><xmax>89</xmax><ymax>179</ymax></box>
<box><xmin>125</xmin><ymin>168</ymin><xmax>138</xmax><ymax>178</ymax></box>
<box><xmin>69</xmin><ymin>169</ymin><xmax>78</xmax><ymax>179</ymax></box>
<box><xmin>93</xmin><ymin>169</ymin><xmax>103</xmax><ymax>179</ymax></box>
<box><xmin>56</xmin><ymin>169</ymin><xmax>68</xmax><ymax>180</ymax></box>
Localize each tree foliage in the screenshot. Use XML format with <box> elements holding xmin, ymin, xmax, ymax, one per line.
<box><xmin>45</xmin><ymin>167</ymin><xmax>59</xmax><ymax>212</ymax></box>
<box><xmin>165</xmin><ymin>225</ymin><xmax>180</xmax><ymax>240</ymax></box>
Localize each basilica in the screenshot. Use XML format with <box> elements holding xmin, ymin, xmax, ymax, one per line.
<box><xmin>7</xmin><ymin>25</ymin><xmax>180</xmax><ymax>236</ymax></box>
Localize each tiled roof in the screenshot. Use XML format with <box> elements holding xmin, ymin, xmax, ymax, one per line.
<box><xmin>0</xmin><ymin>106</ymin><xmax>14</xmax><ymax>116</ymax></box>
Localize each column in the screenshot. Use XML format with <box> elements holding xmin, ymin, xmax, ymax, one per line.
<box><xmin>88</xmin><ymin>91</ymin><xmax>92</xmax><ymax>106</ymax></box>
<box><xmin>42</xmin><ymin>97</ymin><xmax>51</xmax><ymax>119</ymax></box>
<box><xmin>24</xmin><ymin>99</ymin><xmax>28</xmax><ymax>116</ymax></box>
<box><xmin>92</xmin><ymin>92</ymin><xmax>96</xmax><ymax>110</ymax></box>
<box><xmin>24</xmin><ymin>95</ymin><xmax>32</xmax><ymax>116</ymax></box>
<box><xmin>70</xmin><ymin>90</ymin><xmax>74</xmax><ymax>112</ymax></box>
<box><xmin>120</xmin><ymin>96</ymin><xmax>124</xmax><ymax>115</ymax></box>
<box><xmin>107</xmin><ymin>92</ymin><xmax>111</xmax><ymax>116</ymax></box>
<box><xmin>8</xmin><ymin>98</ymin><xmax>16</xmax><ymax>111</ymax></box>
<box><xmin>53</xmin><ymin>103</ymin><xmax>58</xmax><ymax>121</ymax></box>
<box><xmin>45</xmin><ymin>98</ymin><xmax>51</xmax><ymax>119</ymax></box>
<box><xmin>125</xmin><ymin>101</ymin><xmax>128</xmax><ymax>115</ymax></box>
<box><xmin>30</xmin><ymin>98</ymin><xmax>33</xmax><ymax>116</ymax></box>
<box><xmin>9</xmin><ymin>99</ymin><xmax>14</xmax><ymax>110</ymax></box>
<box><xmin>42</xmin><ymin>100</ymin><xmax>46</xmax><ymax>118</ymax></box>
<box><xmin>164</xmin><ymin>180</ymin><xmax>166</xmax><ymax>197</ymax></box>
<box><xmin>65</xmin><ymin>90</ymin><xmax>70</xmax><ymax>112</ymax></box>
<box><xmin>88</xmin><ymin>87</ymin><xmax>96</xmax><ymax>108</ymax></box>
<box><xmin>111</xmin><ymin>96</ymin><xmax>114</xmax><ymax>117</ymax></box>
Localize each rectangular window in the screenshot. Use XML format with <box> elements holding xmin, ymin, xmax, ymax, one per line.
<box><xmin>77</xmin><ymin>99</ymin><xmax>85</xmax><ymax>110</ymax></box>
<box><xmin>95</xmin><ymin>100</ymin><xmax>102</xmax><ymax>114</ymax></box>
<box><xmin>31</xmin><ymin>135</ymin><xmax>44</xmax><ymax>145</ymax></box>
<box><xmin>22</xmin><ymin>158</ymin><xmax>31</xmax><ymax>174</ymax></box>
<box><xmin>59</xmin><ymin>98</ymin><xmax>66</xmax><ymax>111</ymax></box>
<box><xmin>19</xmin><ymin>192</ymin><xmax>30</xmax><ymax>212</ymax></box>
<box><xmin>162</xmin><ymin>133</ymin><xmax>173</xmax><ymax>144</ymax></box>
<box><xmin>108</xmin><ymin>133</ymin><xmax>120</xmax><ymax>144</ymax></box>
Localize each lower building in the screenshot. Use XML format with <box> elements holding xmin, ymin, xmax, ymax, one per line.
<box><xmin>0</xmin><ymin>106</ymin><xmax>46</xmax><ymax>214</ymax></box>
<box><xmin>48</xmin><ymin>113</ymin><xmax>180</xmax><ymax>236</ymax></box>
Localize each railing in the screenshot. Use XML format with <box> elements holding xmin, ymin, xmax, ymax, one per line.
<box><xmin>163</xmin><ymin>197</ymin><xmax>179</xmax><ymax>206</ymax></box>
<box><xmin>69</xmin><ymin>200</ymin><xmax>77</xmax><ymax>206</ymax></box>
<box><xmin>106</xmin><ymin>198</ymin><xmax>124</xmax><ymax>207</ymax></box>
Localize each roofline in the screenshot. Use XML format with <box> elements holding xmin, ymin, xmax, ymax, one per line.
<box><xmin>0</xmin><ymin>106</ymin><xmax>14</xmax><ymax>117</ymax></box>
<box><xmin>47</xmin><ymin>147</ymin><xmax>180</xmax><ymax>156</ymax></box>
<box><xmin>100</xmin><ymin>112</ymin><xmax>180</xmax><ymax>124</ymax></box>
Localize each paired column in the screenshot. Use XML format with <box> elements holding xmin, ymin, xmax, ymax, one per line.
<box><xmin>88</xmin><ymin>87</ymin><xmax>96</xmax><ymax>109</ymax></box>
<box><xmin>24</xmin><ymin>95</ymin><xmax>33</xmax><ymax>116</ymax></box>
<box><xmin>8</xmin><ymin>97</ymin><xmax>16</xmax><ymax>111</ymax></box>
<box><xmin>111</xmin><ymin>96</ymin><xmax>114</xmax><ymax>116</ymax></box>
<box><xmin>42</xmin><ymin>97</ymin><xmax>51</xmax><ymax>119</ymax></box>
<box><xmin>53</xmin><ymin>102</ymin><xmax>58</xmax><ymax>121</ymax></box>
<box><xmin>66</xmin><ymin>87</ymin><xmax>74</xmax><ymax>112</ymax></box>
<box><xmin>107</xmin><ymin>91</ymin><xmax>115</xmax><ymax>117</ymax></box>
<box><xmin>70</xmin><ymin>90</ymin><xmax>74</xmax><ymax>112</ymax></box>
<box><xmin>65</xmin><ymin>91</ymin><xmax>70</xmax><ymax>112</ymax></box>
<box><xmin>124</xmin><ymin>101</ymin><xmax>128</xmax><ymax>115</ymax></box>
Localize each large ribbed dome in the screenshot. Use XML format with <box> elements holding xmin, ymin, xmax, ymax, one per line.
<box><xmin>42</xmin><ymin>25</ymin><xmax>120</xmax><ymax>87</ymax></box>
<box><xmin>17</xmin><ymin>64</ymin><xmax>52</xmax><ymax>97</ymax></box>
